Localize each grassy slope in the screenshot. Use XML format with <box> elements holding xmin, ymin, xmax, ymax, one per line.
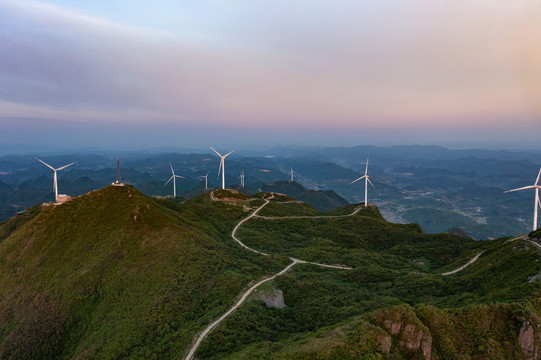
<box><xmin>197</xmin><ymin>199</ymin><xmax>541</xmax><ymax>359</ymax></box>
<box><xmin>1</xmin><ymin>188</ymin><xmax>540</xmax><ymax>359</ymax></box>
<box><xmin>0</xmin><ymin>186</ymin><xmax>288</xmax><ymax>360</ymax></box>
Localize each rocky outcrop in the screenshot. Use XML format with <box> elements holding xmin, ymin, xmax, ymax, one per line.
<box><xmin>519</xmin><ymin>321</ymin><xmax>539</xmax><ymax>360</ymax></box>
<box><xmin>252</xmin><ymin>287</ymin><xmax>285</xmax><ymax>309</ymax></box>
<box><xmin>374</xmin><ymin>305</ymin><xmax>432</xmax><ymax>360</ymax></box>
<box><xmin>399</xmin><ymin>323</ymin><xmax>432</xmax><ymax>359</ymax></box>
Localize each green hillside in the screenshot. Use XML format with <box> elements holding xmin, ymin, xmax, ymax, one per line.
<box><xmin>1</xmin><ymin>186</ymin><xmax>541</xmax><ymax>359</ymax></box>
<box><xmin>0</xmin><ymin>185</ymin><xmax>288</xmax><ymax>359</ymax></box>
<box><xmin>198</xmin><ymin>199</ymin><xmax>541</xmax><ymax>359</ymax></box>
<box><xmin>260</xmin><ymin>181</ymin><xmax>349</xmax><ymax>212</ymax></box>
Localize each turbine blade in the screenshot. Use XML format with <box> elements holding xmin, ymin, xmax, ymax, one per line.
<box><xmin>35</xmin><ymin>157</ymin><xmax>56</xmax><ymax>171</ymax></box>
<box><xmin>223</xmin><ymin>150</ymin><xmax>235</xmax><ymax>158</ymax></box>
<box><xmin>209</xmin><ymin>145</ymin><xmax>222</xmax><ymax>157</ymax></box>
<box><xmin>350</xmin><ymin>175</ymin><xmax>366</xmax><ymax>184</ymax></box>
<box><xmin>536</xmin><ymin>168</ymin><xmax>541</xmax><ymax>186</ymax></box>
<box><xmin>365</xmin><ymin>156</ymin><xmax>369</xmax><ymax>176</ymax></box>
<box><xmin>506</xmin><ymin>185</ymin><xmax>535</xmax><ymax>193</ymax></box>
<box><xmin>175</xmin><ymin>175</ymin><xmax>185</xmax><ymax>179</ymax></box>
<box><xmin>367</xmin><ymin>177</ymin><xmax>375</xmax><ymax>188</ymax></box>
<box><xmin>56</xmin><ymin>161</ymin><xmax>77</xmax><ymax>171</ymax></box>
<box><xmin>164</xmin><ymin>176</ymin><xmax>174</xmax><ymax>186</ymax></box>
<box><xmin>217</xmin><ymin>160</ymin><xmax>223</xmax><ymax>179</ymax></box>
<box><xmin>206</xmin><ymin>170</ymin><xmax>210</xmax><ymax>177</ymax></box>
<box><xmin>538</xmin><ymin>195</ymin><xmax>541</xmax><ymax>209</ymax></box>
<box><xmin>170</xmin><ymin>162</ymin><xmax>175</xmax><ymax>175</ymax></box>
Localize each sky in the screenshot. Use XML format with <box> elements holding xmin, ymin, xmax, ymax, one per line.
<box><xmin>1</xmin><ymin>0</ymin><xmax>541</xmax><ymax>152</ymax></box>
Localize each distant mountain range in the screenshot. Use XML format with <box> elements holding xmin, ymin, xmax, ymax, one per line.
<box><xmin>1</xmin><ymin>145</ymin><xmax>540</xmax><ymax>239</ymax></box>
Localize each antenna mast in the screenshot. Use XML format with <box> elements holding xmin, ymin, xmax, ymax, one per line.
<box><xmin>117</xmin><ymin>155</ymin><xmax>121</xmax><ymax>184</ymax></box>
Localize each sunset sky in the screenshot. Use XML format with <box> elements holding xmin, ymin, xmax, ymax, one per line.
<box><xmin>1</xmin><ymin>0</ymin><xmax>540</xmax><ymax>151</ymax></box>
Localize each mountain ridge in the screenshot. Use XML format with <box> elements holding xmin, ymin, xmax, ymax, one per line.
<box><xmin>1</xmin><ymin>185</ymin><xmax>541</xmax><ymax>359</ymax></box>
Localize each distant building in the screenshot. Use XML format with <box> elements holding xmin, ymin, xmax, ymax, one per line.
<box><xmin>56</xmin><ymin>194</ymin><xmax>71</xmax><ymax>203</ymax></box>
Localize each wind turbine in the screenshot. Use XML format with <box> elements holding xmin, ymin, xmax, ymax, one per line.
<box><xmin>350</xmin><ymin>156</ymin><xmax>374</xmax><ymax>208</ymax></box>
<box><xmin>505</xmin><ymin>168</ymin><xmax>541</xmax><ymax>231</ymax></box>
<box><xmin>164</xmin><ymin>163</ymin><xmax>184</xmax><ymax>197</ymax></box>
<box><xmin>239</xmin><ymin>169</ymin><xmax>245</xmax><ymax>187</ymax></box>
<box><xmin>209</xmin><ymin>146</ymin><xmax>234</xmax><ymax>190</ymax></box>
<box><xmin>35</xmin><ymin>157</ymin><xmax>76</xmax><ymax>201</ymax></box>
<box><xmin>289</xmin><ymin>167</ymin><xmax>295</xmax><ymax>182</ymax></box>
<box><xmin>200</xmin><ymin>171</ymin><xmax>210</xmax><ymax>190</ymax></box>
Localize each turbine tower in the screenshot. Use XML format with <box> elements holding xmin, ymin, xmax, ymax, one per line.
<box><xmin>200</xmin><ymin>171</ymin><xmax>210</xmax><ymax>190</ymax></box>
<box><xmin>289</xmin><ymin>167</ymin><xmax>295</xmax><ymax>182</ymax></box>
<box><xmin>35</xmin><ymin>157</ymin><xmax>76</xmax><ymax>201</ymax></box>
<box><xmin>209</xmin><ymin>146</ymin><xmax>234</xmax><ymax>190</ymax></box>
<box><xmin>350</xmin><ymin>156</ymin><xmax>374</xmax><ymax>208</ymax></box>
<box><xmin>239</xmin><ymin>169</ymin><xmax>245</xmax><ymax>187</ymax></box>
<box><xmin>505</xmin><ymin>168</ymin><xmax>541</xmax><ymax>231</ymax></box>
<box><xmin>164</xmin><ymin>163</ymin><xmax>184</xmax><ymax>197</ymax></box>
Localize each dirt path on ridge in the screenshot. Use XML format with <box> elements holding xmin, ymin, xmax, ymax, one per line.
<box><xmin>185</xmin><ymin>193</ymin><xmax>353</xmax><ymax>359</ymax></box>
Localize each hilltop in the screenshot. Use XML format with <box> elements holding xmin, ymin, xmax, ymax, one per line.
<box><xmin>0</xmin><ymin>186</ymin><xmax>541</xmax><ymax>359</ymax></box>
<box><xmin>0</xmin><ymin>185</ymin><xmax>288</xmax><ymax>359</ymax></box>
<box><xmin>260</xmin><ymin>181</ymin><xmax>349</xmax><ymax>212</ymax></box>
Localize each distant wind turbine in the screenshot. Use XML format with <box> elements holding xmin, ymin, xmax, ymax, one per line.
<box><xmin>350</xmin><ymin>156</ymin><xmax>374</xmax><ymax>208</ymax></box>
<box><xmin>35</xmin><ymin>157</ymin><xmax>77</xmax><ymax>201</ymax></box>
<box><xmin>209</xmin><ymin>146</ymin><xmax>234</xmax><ymax>190</ymax></box>
<box><xmin>505</xmin><ymin>168</ymin><xmax>541</xmax><ymax>231</ymax></box>
<box><xmin>200</xmin><ymin>171</ymin><xmax>210</xmax><ymax>190</ymax></box>
<box><xmin>239</xmin><ymin>169</ymin><xmax>245</xmax><ymax>187</ymax></box>
<box><xmin>164</xmin><ymin>163</ymin><xmax>184</xmax><ymax>197</ymax></box>
<box><xmin>289</xmin><ymin>167</ymin><xmax>295</xmax><ymax>182</ymax></box>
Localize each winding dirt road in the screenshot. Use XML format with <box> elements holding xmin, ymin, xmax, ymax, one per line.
<box><xmin>254</xmin><ymin>205</ymin><xmax>363</xmax><ymax>220</ymax></box>
<box><xmin>185</xmin><ymin>258</ymin><xmax>301</xmax><ymax>360</ymax></box>
<box><xmin>184</xmin><ymin>193</ymin><xmax>354</xmax><ymax>359</ymax></box>
<box><xmin>441</xmin><ymin>252</ymin><xmax>483</xmax><ymax>275</ymax></box>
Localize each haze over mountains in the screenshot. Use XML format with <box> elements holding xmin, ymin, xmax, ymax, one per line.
<box><xmin>1</xmin><ymin>145</ymin><xmax>540</xmax><ymax>239</ymax></box>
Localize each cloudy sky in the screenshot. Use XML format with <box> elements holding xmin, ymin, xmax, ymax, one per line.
<box><xmin>1</xmin><ymin>0</ymin><xmax>540</xmax><ymax>151</ymax></box>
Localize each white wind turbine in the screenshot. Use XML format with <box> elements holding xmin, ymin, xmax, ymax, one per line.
<box><xmin>289</xmin><ymin>167</ymin><xmax>295</xmax><ymax>182</ymax></box>
<box><xmin>35</xmin><ymin>157</ymin><xmax>76</xmax><ymax>200</ymax></box>
<box><xmin>239</xmin><ymin>169</ymin><xmax>245</xmax><ymax>187</ymax></box>
<box><xmin>200</xmin><ymin>171</ymin><xmax>210</xmax><ymax>190</ymax></box>
<box><xmin>164</xmin><ymin>163</ymin><xmax>184</xmax><ymax>197</ymax></box>
<box><xmin>209</xmin><ymin>146</ymin><xmax>234</xmax><ymax>190</ymax></box>
<box><xmin>505</xmin><ymin>168</ymin><xmax>541</xmax><ymax>231</ymax></box>
<box><xmin>350</xmin><ymin>156</ymin><xmax>374</xmax><ymax>208</ymax></box>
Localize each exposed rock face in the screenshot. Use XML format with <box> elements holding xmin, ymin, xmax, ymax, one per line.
<box><xmin>252</xmin><ymin>288</ymin><xmax>285</xmax><ymax>309</ymax></box>
<box><xmin>399</xmin><ymin>324</ymin><xmax>432</xmax><ymax>360</ymax></box>
<box><xmin>519</xmin><ymin>321</ymin><xmax>539</xmax><ymax>360</ymax></box>
<box><xmin>384</xmin><ymin>319</ymin><xmax>402</xmax><ymax>335</ymax></box>
<box><xmin>376</xmin><ymin>306</ymin><xmax>432</xmax><ymax>360</ymax></box>
<box><xmin>376</xmin><ymin>333</ymin><xmax>392</xmax><ymax>353</ymax></box>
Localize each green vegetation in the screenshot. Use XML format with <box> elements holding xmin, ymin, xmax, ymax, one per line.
<box><xmin>257</xmin><ymin>201</ymin><xmax>320</xmax><ymax>217</ymax></box>
<box><xmin>213</xmin><ymin>189</ymin><xmax>249</xmax><ymax>200</ymax></box>
<box><xmin>1</xmin><ymin>187</ymin><xmax>540</xmax><ymax>359</ymax></box>
<box><xmin>199</xmin><ymin>199</ymin><xmax>541</xmax><ymax>359</ymax></box>
<box><xmin>0</xmin><ymin>186</ymin><xmax>287</xmax><ymax>359</ymax></box>
<box><xmin>260</xmin><ymin>182</ymin><xmax>349</xmax><ymax>212</ymax></box>
<box><xmin>530</xmin><ymin>229</ymin><xmax>541</xmax><ymax>239</ymax></box>
<box><xmin>0</xmin><ymin>204</ymin><xmax>41</xmax><ymax>243</ymax></box>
